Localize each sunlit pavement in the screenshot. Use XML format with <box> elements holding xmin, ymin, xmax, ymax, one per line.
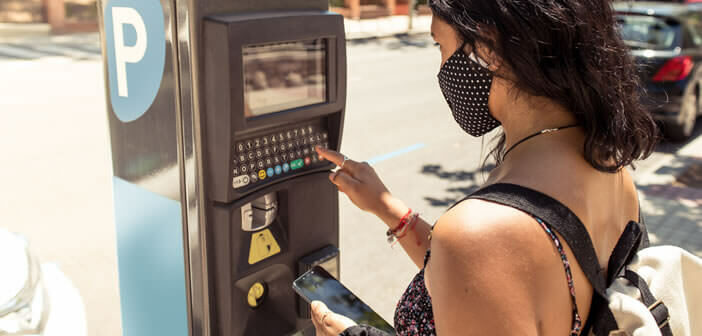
<box><xmin>634</xmin><ymin>130</ymin><xmax>702</xmax><ymax>256</ymax></box>
<box><xmin>1</xmin><ymin>32</ymin><xmax>701</xmax><ymax>333</ymax></box>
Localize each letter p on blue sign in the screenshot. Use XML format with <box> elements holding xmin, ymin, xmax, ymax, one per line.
<box><xmin>104</xmin><ymin>0</ymin><xmax>166</xmax><ymax>122</ymax></box>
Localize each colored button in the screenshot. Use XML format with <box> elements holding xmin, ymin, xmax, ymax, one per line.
<box><xmin>247</xmin><ymin>282</ymin><xmax>266</xmax><ymax>308</ymax></box>
<box><xmin>291</xmin><ymin>159</ymin><xmax>304</xmax><ymax>170</ymax></box>
<box><xmin>232</xmin><ymin>175</ymin><xmax>250</xmax><ymax>189</ymax></box>
<box><xmin>304</xmin><ymin>157</ymin><xmax>311</xmax><ymax>166</ymax></box>
<box><xmin>267</xmin><ymin>168</ymin><xmax>275</xmax><ymax>177</ymax></box>
<box><xmin>275</xmin><ymin>165</ymin><xmax>282</xmax><ymax>175</ymax></box>
<box><xmin>258</xmin><ymin>170</ymin><xmax>266</xmax><ymax>180</ymax></box>
<box><xmin>282</xmin><ymin>163</ymin><xmax>290</xmax><ymax>173</ymax></box>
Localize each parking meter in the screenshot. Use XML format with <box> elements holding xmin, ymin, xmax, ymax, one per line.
<box><xmin>98</xmin><ymin>0</ymin><xmax>345</xmax><ymax>335</ymax></box>
<box><xmin>202</xmin><ymin>11</ymin><xmax>346</xmax><ymax>336</ymax></box>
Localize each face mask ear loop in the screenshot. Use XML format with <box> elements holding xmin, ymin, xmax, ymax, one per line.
<box><xmin>468</xmin><ymin>50</ymin><xmax>490</xmax><ymax>69</ymax></box>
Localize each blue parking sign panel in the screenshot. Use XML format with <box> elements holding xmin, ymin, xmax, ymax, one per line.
<box><xmin>104</xmin><ymin>0</ymin><xmax>166</xmax><ymax>122</ymax></box>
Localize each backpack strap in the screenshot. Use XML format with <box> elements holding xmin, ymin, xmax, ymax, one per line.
<box><xmin>584</xmin><ymin>222</ymin><xmax>644</xmax><ymax>335</ymax></box>
<box><xmin>637</xmin><ymin>193</ymin><xmax>650</xmax><ymax>249</ymax></box>
<box><xmin>622</xmin><ymin>270</ymin><xmax>674</xmax><ymax>336</ymax></box>
<box><xmin>606</xmin><ymin>221</ymin><xmax>643</xmax><ymax>284</ymax></box>
<box><xmin>463</xmin><ymin>183</ymin><xmax>609</xmax><ymax>296</ymax></box>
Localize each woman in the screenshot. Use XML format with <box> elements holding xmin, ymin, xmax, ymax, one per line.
<box><xmin>311</xmin><ymin>0</ymin><xmax>658</xmax><ymax>335</ymax></box>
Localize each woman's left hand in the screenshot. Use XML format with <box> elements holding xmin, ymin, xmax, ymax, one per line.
<box><xmin>310</xmin><ymin>301</ymin><xmax>357</xmax><ymax>336</ymax></box>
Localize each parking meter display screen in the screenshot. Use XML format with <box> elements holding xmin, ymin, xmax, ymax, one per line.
<box><xmin>243</xmin><ymin>40</ymin><xmax>327</xmax><ymax>117</ymax></box>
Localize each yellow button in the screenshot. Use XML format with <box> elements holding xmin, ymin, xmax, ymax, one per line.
<box><xmin>247</xmin><ymin>282</ymin><xmax>266</xmax><ymax>308</ymax></box>
<box><xmin>258</xmin><ymin>170</ymin><xmax>267</xmax><ymax>180</ymax></box>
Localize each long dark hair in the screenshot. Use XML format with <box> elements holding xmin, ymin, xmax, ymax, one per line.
<box><xmin>430</xmin><ymin>0</ymin><xmax>658</xmax><ymax>172</ymax></box>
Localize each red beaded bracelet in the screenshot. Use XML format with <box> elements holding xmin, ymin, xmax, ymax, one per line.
<box><xmin>386</xmin><ymin>209</ymin><xmax>414</xmax><ymax>244</ymax></box>
<box><xmin>395</xmin><ymin>213</ymin><xmax>419</xmax><ymax>240</ymax></box>
<box><xmin>387</xmin><ymin>209</ymin><xmax>411</xmax><ymax>233</ymax></box>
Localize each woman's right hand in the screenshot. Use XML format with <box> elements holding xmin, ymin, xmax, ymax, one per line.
<box><xmin>315</xmin><ymin>146</ymin><xmax>406</xmax><ymax>219</ymax></box>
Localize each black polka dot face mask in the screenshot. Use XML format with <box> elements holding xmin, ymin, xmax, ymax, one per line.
<box><xmin>438</xmin><ymin>45</ymin><xmax>501</xmax><ymax>137</ymax></box>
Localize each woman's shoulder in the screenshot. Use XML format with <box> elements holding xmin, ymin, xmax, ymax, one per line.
<box><xmin>431</xmin><ymin>197</ymin><xmax>555</xmax><ymax>268</ymax></box>
<box><xmin>425</xmin><ymin>198</ymin><xmax>560</xmax><ymax>334</ymax></box>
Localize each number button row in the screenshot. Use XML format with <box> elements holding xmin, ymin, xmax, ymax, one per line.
<box><xmin>235</xmin><ymin>126</ymin><xmax>321</xmax><ymax>153</ymax></box>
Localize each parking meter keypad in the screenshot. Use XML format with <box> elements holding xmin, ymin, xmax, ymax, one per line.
<box><xmin>232</xmin><ymin>123</ymin><xmax>330</xmax><ymax>189</ymax></box>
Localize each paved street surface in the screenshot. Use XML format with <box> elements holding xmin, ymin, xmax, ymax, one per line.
<box><xmin>1</xmin><ymin>33</ymin><xmax>701</xmax><ymax>334</ymax></box>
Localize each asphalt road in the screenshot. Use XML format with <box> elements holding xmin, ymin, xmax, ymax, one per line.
<box><xmin>1</xmin><ymin>33</ymin><xmax>700</xmax><ymax>334</ymax></box>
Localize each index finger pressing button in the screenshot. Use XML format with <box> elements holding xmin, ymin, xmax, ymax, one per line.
<box><xmin>316</xmin><ymin>147</ymin><xmax>349</xmax><ymax>168</ymax></box>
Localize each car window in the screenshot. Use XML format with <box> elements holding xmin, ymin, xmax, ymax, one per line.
<box><xmin>686</xmin><ymin>24</ymin><xmax>702</xmax><ymax>46</ymax></box>
<box><xmin>616</xmin><ymin>14</ymin><xmax>680</xmax><ymax>50</ymax></box>
<box><xmin>684</xmin><ymin>12</ymin><xmax>702</xmax><ymax>46</ymax></box>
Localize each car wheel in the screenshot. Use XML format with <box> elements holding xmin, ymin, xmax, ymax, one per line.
<box><xmin>665</xmin><ymin>86</ymin><xmax>698</xmax><ymax>142</ymax></box>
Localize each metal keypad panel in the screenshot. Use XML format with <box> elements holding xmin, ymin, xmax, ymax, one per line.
<box><xmin>231</xmin><ymin>123</ymin><xmax>330</xmax><ymax>189</ymax></box>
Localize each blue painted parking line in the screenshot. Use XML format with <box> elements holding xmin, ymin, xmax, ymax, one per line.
<box><xmin>366</xmin><ymin>143</ymin><xmax>426</xmax><ymax>165</ymax></box>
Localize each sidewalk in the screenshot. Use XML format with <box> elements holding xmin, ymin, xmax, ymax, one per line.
<box><xmin>634</xmin><ymin>133</ymin><xmax>702</xmax><ymax>256</ymax></box>
<box><xmin>344</xmin><ymin>15</ymin><xmax>431</xmax><ymax>40</ymax></box>
<box><xmin>0</xmin><ymin>14</ymin><xmax>431</xmax><ymax>44</ymax></box>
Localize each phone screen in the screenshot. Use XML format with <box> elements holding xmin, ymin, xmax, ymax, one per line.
<box><xmin>293</xmin><ymin>266</ymin><xmax>395</xmax><ymax>334</ymax></box>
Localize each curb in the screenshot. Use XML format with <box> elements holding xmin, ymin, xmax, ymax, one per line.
<box><xmin>0</xmin><ymin>23</ymin><xmax>50</xmax><ymax>33</ymax></box>
<box><xmin>346</xmin><ymin>30</ymin><xmax>429</xmax><ymax>42</ymax></box>
<box><xmin>0</xmin><ymin>21</ymin><xmax>430</xmax><ymax>43</ymax></box>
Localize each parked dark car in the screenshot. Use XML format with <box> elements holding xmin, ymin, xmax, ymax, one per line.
<box><xmin>615</xmin><ymin>1</ymin><xmax>702</xmax><ymax>141</ymax></box>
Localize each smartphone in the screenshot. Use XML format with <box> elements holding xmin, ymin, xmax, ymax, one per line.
<box><xmin>292</xmin><ymin>266</ymin><xmax>395</xmax><ymax>334</ymax></box>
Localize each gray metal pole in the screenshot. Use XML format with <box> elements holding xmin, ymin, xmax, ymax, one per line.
<box><xmin>408</xmin><ymin>0</ymin><xmax>415</xmax><ymax>31</ymax></box>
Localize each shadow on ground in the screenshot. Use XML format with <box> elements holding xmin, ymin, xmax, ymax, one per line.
<box><xmin>639</xmin><ymin>191</ymin><xmax>702</xmax><ymax>256</ymax></box>
<box><xmin>643</xmin><ymin>155</ymin><xmax>702</xmax><ymax>186</ymax></box>
<box><xmin>419</xmin><ymin>163</ymin><xmax>495</xmax><ymax>207</ymax></box>
<box><xmin>636</xmin><ymin>152</ymin><xmax>702</xmax><ymax>256</ymax></box>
